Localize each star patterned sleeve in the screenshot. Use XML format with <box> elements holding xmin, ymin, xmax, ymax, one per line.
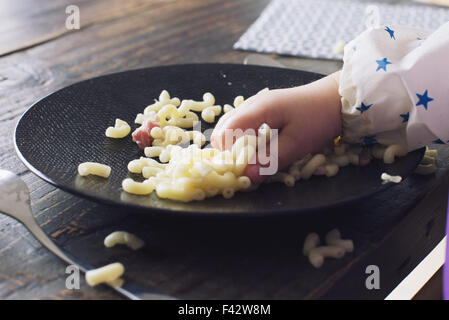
<box><xmin>338</xmin><ymin>22</ymin><xmax>449</xmax><ymax>151</ymax></box>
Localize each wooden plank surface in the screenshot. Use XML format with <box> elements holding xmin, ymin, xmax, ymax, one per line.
<box><xmin>0</xmin><ymin>0</ymin><xmax>176</xmax><ymax>57</ymax></box>
<box><xmin>0</xmin><ymin>0</ymin><xmax>447</xmax><ymax>300</ymax></box>
<box><xmin>0</xmin><ymin>0</ymin><xmax>272</xmax><ymax>173</ymax></box>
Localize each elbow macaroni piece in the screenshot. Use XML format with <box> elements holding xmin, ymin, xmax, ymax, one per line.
<box><xmin>425</xmin><ymin>147</ymin><xmax>438</xmax><ymax>159</ymax></box>
<box><xmin>222</xmin><ymin>188</ymin><xmax>235</xmax><ymax>199</ymax></box>
<box><xmin>176</xmin><ymin>111</ymin><xmax>199</xmax><ymax>128</ymax></box>
<box><xmin>152</xmin><ymin>126</ymin><xmax>189</xmax><ymax>147</ymax></box>
<box><xmin>150</xmin><ymin>127</ymin><xmax>164</xmax><ymax>139</ymax></box>
<box><xmin>165</xmin><ymin>126</ymin><xmax>188</xmax><ymax>144</ymax></box>
<box><xmin>158</xmin><ymin>104</ymin><xmax>181</xmax><ymax>127</ymax></box>
<box><xmin>134</xmin><ymin>110</ymin><xmax>159</xmax><ymax>125</ymax></box>
<box><xmin>383</xmin><ymin>144</ymin><xmax>407</xmax><ymax>164</ymax></box>
<box><xmin>303</xmin><ymin>229</ymin><xmax>353</xmax><ymax>269</ymax></box>
<box><xmin>150</xmin><ymin>94</ymin><xmax>201</xmax><ymax>129</ymax></box>
<box><xmin>414</xmin><ymin>147</ymin><xmax>437</xmax><ymax>175</ymax></box>
<box><xmin>85</xmin><ymin>262</ymin><xmax>125</xmax><ymax>287</ymax></box>
<box><xmin>144</xmin><ymin>146</ymin><xmax>164</xmax><ymax>158</ymax></box>
<box><xmin>122</xmin><ymin>178</ymin><xmax>155</xmax><ymax>195</ymax></box>
<box><xmin>127</xmin><ymin>157</ymin><xmax>166</xmax><ymax>174</ymax></box>
<box><xmin>201</xmin><ymin>110</ymin><xmax>214</xmax><ymax>124</ymax></box>
<box><xmin>308</xmin><ymin>246</ymin><xmax>346</xmax><ymax>269</ymax></box>
<box><xmin>303</xmin><ymin>232</ymin><xmax>320</xmax><ymax>256</ymax></box>
<box><xmin>78</xmin><ymin>162</ymin><xmax>111</xmax><ymax>178</ymax></box>
<box><xmin>104</xmin><ymin>231</ymin><xmax>145</xmax><ymax>250</ymax></box>
<box><xmin>201</xmin><ymin>105</ymin><xmax>222</xmax><ymax>123</ymax></box>
<box><xmin>331</xmin><ymin>154</ymin><xmax>349</xmax><ymax>167</ymax></box>
<box><xmin>186</xmin><ymin>130</ymin><xmax>206</xmax><ymax>147</ymax></box>
<box><xmin>237</xmin><ymin>176</ymin><xmax>251</xmax><ymax>189</ymax></box>
<box><xmin>177</xmin><ymin>92</ymin><xmax>215</xmax><ymax>114</ymax></box>
<box><xmin>288</xmin><ymin>154</ymin><xmax>313</xmax><ymax>180</ymax></box>
<box><xmin>142</xmin><ymin>166</ymin><xmax>163</xmax><ymax>178</ymax></box>
<box><xmin>381</xmin><ymin>173</ymin><xmax>402</xmax><ymax>183</ymax></box>
<box><xmin>325</xmin><ymin>229</ymin><xmax>354</xmax><ymax>253</ymax></box>
<box><xmin>159</xmin><ymin>147</ymin><xmax>173</xmax><ymax>163</ymax></box>
<box><xmin>105</xmin><ymin>119</ymin><xmax>131</xmax><ymax>138</ymax></box>
<box><xmin>144</xmin><ymin>90</ymin><xmax>180</xmax><ymax>114</ymax></box>
<box><xmin>300</xmin><ymin>154</ymin><xmax>326</xmax><ymax>180</ymax></box>
<box><xmin>134</xmin><ymin>113</ymin><xmax>145</xmax><ymax>124</ymax></box>
<box><xmin>223</xmin><ymin>104</ymin><xmax>234</xmax><ymax>113</ymax></box>
<box><xmin>233</xmin><ymin>95</ymin><xmax>244</xmax><ymax>107</ymax></box>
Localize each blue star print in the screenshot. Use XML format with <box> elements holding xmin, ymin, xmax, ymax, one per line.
<box><xmin>363</xmin><ymin>135</ymin><xmax>377</xmax><ymax>145</ymax></box>
<box><xmin>416</xmin><ymin>90</ymin><xmax>433</xmax><ymax>110</ymax></box>
<box><xmin>385</xmin><ymin>27</ymin><xmax>395</xmax><ymax>40</ymax></box>
<box><xmin>400</xmin><ymin>112</ymin><xmax>409</xmax><ymax>123</ymax></box>
<box><xmin>356</xmin><ymin>102</ymin><xmax>373</xmax><ymax>113</ymax></box>
<box><xmin>376</xmin><ymin>58</ymin><xmax>392</xmax><ymax>72</ymax></box>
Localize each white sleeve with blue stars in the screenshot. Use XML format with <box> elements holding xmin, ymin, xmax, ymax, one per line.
<box><xmin>338</xmin><ymin>22</ymin><xmax>449</xmax><ymax>151</ymax></box>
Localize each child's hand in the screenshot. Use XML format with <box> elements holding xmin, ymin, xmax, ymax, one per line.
<box><xmin>210</xmin><ymin>71</ymin><xmax>342</xmax><ymax>184</ymax></box>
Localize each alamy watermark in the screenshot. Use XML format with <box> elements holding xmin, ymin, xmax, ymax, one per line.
<box><xmin>365</xmin><ymin>265</ymin><xmax>380</xmax><ymax>290</ymax></box>
<box><xmin>168</xmin><ymin>120</ymin><xmax>279</xmax><ymax>176</ymax></box>
<box><xmin>66</xmin><ymin>5</ymin><xmax>80</xmax><ymax>30</ymax></box>
<box><xmin>364</xmin><ymin>5</ymin><xmax>380</xmax><ymax>30</ymax></box>
<box><xmin>65</xmin><ymin>264</ymin><xmax>80</xmax><ymax>289</ymax></box>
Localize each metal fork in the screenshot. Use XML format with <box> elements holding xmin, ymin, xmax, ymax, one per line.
<box><xmin>0</xmin><ymin>169</ymin><xmax>175</xmax><ymax>300</ymax></box>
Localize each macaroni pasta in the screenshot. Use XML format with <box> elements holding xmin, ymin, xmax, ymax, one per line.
<box><xmin>105</xmin><ymin>119</ymin><xmax>131</xmax><ymax>138</ymax></box>
<box><xmin>95</xmin><ymin>89</ymin><xmax>414</xmax><ymax>202</ymax></box>
<box><xmin>104</xmin><ymin>231</ymin><xmax>145</xmax><ymax>250</ymax></box>
<box><xmin>78</xmin><ymin>162</ymin><xmax>111</xmax><ymax>178</ymax></box>
<box><xmin>303</xmin><ymin>229</ymin><xmax>353</xmax><ymax>269</ymax></box>
<box><xmin>85</xmin><ymin>262</ymin><xmax>124</xmax><ymax>287</ymax></box>
<box><xmin>381</xmin><ymin>173</ymin><xmax>402</xmax><ymax>183</ymax></box>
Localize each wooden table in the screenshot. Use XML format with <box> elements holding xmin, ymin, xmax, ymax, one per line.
<box><xmin>0</xmin><ymin>0</ymin><xmax>447</xmax><ymax>300</ymax></box>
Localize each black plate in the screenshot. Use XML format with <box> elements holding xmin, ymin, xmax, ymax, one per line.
<box><xmin>15</xmin><ymin>64</ymin><xmax>424</xmax><ymax>217</ymax></box>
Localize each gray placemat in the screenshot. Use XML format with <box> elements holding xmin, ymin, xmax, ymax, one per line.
<box><xmin>234</xmin><ymin>0</ymin><xmax>449</xmax><ymax>60</ymax></box>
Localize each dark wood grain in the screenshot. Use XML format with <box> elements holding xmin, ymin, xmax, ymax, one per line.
<box><xmin>0</xmin><ymin>0</ymin><xmax>176</xmax><ymax>57</ymax></box>
<box><xmin>0</xmin><ymin>0</ymin><xmax>447</xmax><ymax>300</ymax></box>
<box><xmin>0</xmin><ymin>0</ymin><xmax>268</xmax><ymax>300</ymax></box>
<box><xmin>0</xmin><ymin>0</ymin><xmax>271</xmax><ymax>173</ymax></box>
